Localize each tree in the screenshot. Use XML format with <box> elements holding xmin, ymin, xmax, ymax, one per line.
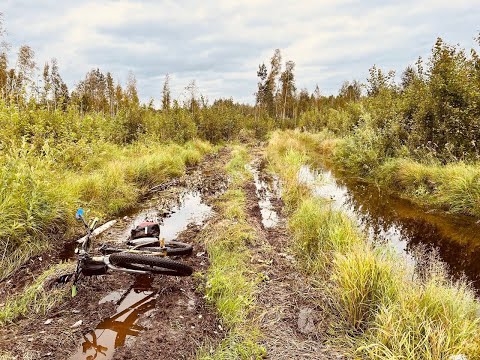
<box><xmin>106</xmin><ymin>72</ymin><xmax>115</xmax><ymax>115</ymax></box>
<box><xmin>161</xmin><ymin>74</ymin><xmax>171</xmax><ymax>111</ymax></box>
<box><xmin>267</xmin><ymin>49</ymin><xmax>282</xmax><ymax>118</ymax></box>
<box><xmin>255</xmin><ymin>63</ymin><xmax>268</xmax><ymax>117</ymax></box>
<box><xmin>185</xmin><ymin>80</ymin><xmax>199</xmax><ymax>117</ymax></box>
<box><xmin>126</xmin><ymin>71</ymin><xmax>139</xmax><ymax>106</ymax></box>
<box><xmin>14</xmin><ymin>45</ymin><xmax>36</xmax><ymax>102</ymax></box>
<box><xmin>115</xmin><ymin>83</ymin><xmax>123</xmax><ymax>113</ymax></box>
<box><xmin>339</xmin><ymin>80</ymin><xmax>362</xmax><ymax>101</ymax></box>
<box><xmin>280</xmin><ymin>60</ymin><xmax>296</xmax><ymax>120</ymax></box>
<box><xmin>313</xmin><ymin>84</ymin><xmax>321</xmax><ymax>110</ymax></box>
<box><xmin>366</xmin><ymin>65</ymin><xmax>395</xmax><ymax>96</ymax></box>
<box><xmin>297</xmin><ymin>88</ymin><xmax>311</xmax><ymax>115</ymax></box>
<box><xmin>401</xmin><ymin>66</ymin><xmax>418</xmax><ymax>90</ymax></box>
<box><xmin>42</xmin><ymin>62</ymin><xmax>51</xmax><ymax>109</ymax></box>
<box><xmin>50</xmin><ymin>58</ymin><xmax>68</xmax><ymax>110</ymax></box>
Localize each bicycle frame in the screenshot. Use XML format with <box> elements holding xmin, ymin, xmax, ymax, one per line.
<box><xmin>72</xmin><ymin>213</ymin><xmax>153</xmax><ymax>296</ymax></box>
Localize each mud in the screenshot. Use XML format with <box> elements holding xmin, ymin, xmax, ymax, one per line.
<box><xmin>0</xmin><ymin>148</ymin><xmax>230</xmax><ymax>360</ymax></box>
<box><xmin>247</xmin><ymin>159</ymin><xmax>280</xmax><ymax>229</ymax></box>
<box><xmin>244</xmin><ymin>151</ymin><xmax>346</xmax><ymax>359</ymax></box>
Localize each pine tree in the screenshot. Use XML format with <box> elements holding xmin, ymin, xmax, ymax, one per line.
<box><xmin>162</xmin><ymin>74</ymin><xmax>171</xmax><ymax>111</ymax></box>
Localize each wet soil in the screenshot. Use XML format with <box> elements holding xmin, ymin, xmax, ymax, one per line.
<box><xmin>246</xmin><ymin>155</ymin><xmax>346</xmax><ymax>359</ymax></box>
<box><xmin>0</xmin><ymin>149</ymin><xmax>230</xmax><ymax>360</ymax></box>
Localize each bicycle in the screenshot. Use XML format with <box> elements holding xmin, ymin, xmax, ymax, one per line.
<box><xmin>70</xmin><ymin>208</ymin><xmax>193</xmax><ymax>296</ymax></box>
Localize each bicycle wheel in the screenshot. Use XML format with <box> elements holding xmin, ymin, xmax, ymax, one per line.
<box><xmin>139</xmin><ymin>241</ymin><xmax>193</xmax><ymax>256</ymax></box>
<box><xmin>109</xmin><ymin>253</ymin><xmax>192</xmax><ymax>276</ymax></box>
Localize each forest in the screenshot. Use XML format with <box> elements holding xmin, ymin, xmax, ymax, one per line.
<box><xmin>2</xmin><ymin>9</ymin><xmax>480</xmax><ymax>359</ymax></box>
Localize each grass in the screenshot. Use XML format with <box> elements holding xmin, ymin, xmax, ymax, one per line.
<box><xmin>316</xmin><ymin>128</ymin><xmax>480</xmax><ymax>218</ymax></box>
<box><xmin>374</xmin><ymin>158</ymin><xmax>480</xmax><ymax>217</ymax></box>
<box><xmin>197</xmin><ymin>145</ymin><xmax>266</xmax><ymax>359</ymax></box>
<box><xmin>267</xmin><ymin>130</ymin><xmax>480</xmax><ymax>359</ymax></box>
<box><xmin>225</xmin><ymin>144</ymin><xmax>251</xmax><ymax>186</ymax></box>
<box><xmin>331</xmin><ymin>245</ymin><xmax>400</xmax><ymax>332</ymax></box>
<box><xmin>0</xmin><ymin>139</ymin><xmax>214</xmax><ymax>281</ymax></box>
<box><xmin>0</xmin><ymin>262</ymin><xmax>75</xmax><ymax>325</ymax></box>
<box><xmin>289</xmin><ymin>197</ymin><xmax>362</xmax><ymax>274</ymax></box>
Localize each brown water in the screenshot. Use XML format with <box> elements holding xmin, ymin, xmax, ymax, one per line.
<box><xmin>299</xmin><ymin>165</ymin><xmax>480</xmax><ymax>290</ymax></box>
<box><xmin>70</xmin><ymin>275</ymin><xmax>156</xmax><ymax>360</ymax></box>
<box><xmin>69</xmin><ymin>191</ymin><xmax>213</xmax><ymax>359</ymax></box>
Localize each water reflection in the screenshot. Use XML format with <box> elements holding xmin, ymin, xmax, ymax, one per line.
<box><xmin>123</xmin><ymin>191</ymin><xmax>212</xmax><ymax>241</ymax></box>
<box><xmin>299</xmin><ymin>165</ymin><xmax>480</xmax><ymax>290</ymax></box>
<box><xmin>247</xmin><ymin>160</ymin><xmax>280</xmax><ymax>228</ymax></box>
<box><xmin>70</xmin><ymin>275</ymin><xmax>156</xmax><ymax>360</ymax></box>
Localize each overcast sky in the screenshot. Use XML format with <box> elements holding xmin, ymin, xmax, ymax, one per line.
<box><xmin>2</xmin><ymin>0</ymin><xmax>479</xmax><ymax>105</ymax></box>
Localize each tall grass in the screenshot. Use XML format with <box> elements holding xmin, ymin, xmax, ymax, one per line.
<box><xmin>289</xmin><ymin>198</ymin><xmax>361</xmax><ymax>274</ymax></box>
<box><xmin>267</xmin><ymin>130</ymin><xmax>480</xmax><ymax>359</ymax></box>
<box><xmin>0</xmin><ymin>139</ymin><xmax>214</xmax><ymax>280</ymax></box>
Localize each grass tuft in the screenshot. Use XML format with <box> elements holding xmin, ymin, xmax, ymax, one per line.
<box><xmin>0</xmin><ymin>262</ymin><xmax>75</xmax><ymax>325</ymax></box>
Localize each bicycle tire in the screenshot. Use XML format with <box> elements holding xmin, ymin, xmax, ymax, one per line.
<box><xmin>138</xmin><ymin>241</ymin><xmax>193</xmax><ymax>256</ymax></box>
<box><xmin>109</xmin><ymin>253</ymin><xmax>192</xmax><ymax>276</ymax></box>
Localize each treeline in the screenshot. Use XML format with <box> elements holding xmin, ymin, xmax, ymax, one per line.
<box><xmin>298</xmin><ymin>36</ymin><xmax>480</xmax><ymax>163</ymax></box>
<box><xmin>2</xmin><ymin>12</ymin><xmax>480</xmax><ymax>162</ymax></box>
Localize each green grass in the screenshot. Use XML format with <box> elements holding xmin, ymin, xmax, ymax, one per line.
<box><xmin>0</xmin><ymin>140</ymin><xmax>213</xmax><ymax>281</ymax></box>
<box><xmin>289</xmin><ymin>198</ymin><xmax>362</xmax><ymax>274</ymax></box>
<box><xmin>267</xmin><ymin>130</ymin><xmax>480</xmax><ymax>359</ymax></box>
<box><xmin>315</xmin><ymin>128</ymin><xmax>480</xmax><ymax>218</ymax></box>
<box><xmin>225</xmin><ymin>144</ymin><xmax>251</xmax><ymax>186</ymax></box>
<box><xmin>197</xmin><ymin>145</ymin><xmax>265</xmax><ymax>359</ymax></box>
<box><xmin>0</xmin><ymin>262</ymin><xmax>75</xmax><ymax>325</ymax></box>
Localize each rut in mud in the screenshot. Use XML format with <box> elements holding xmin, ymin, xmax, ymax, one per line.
<box><xmin>0</xmin><ymin>150</ymin><xmax>229</xmax><ymax>360</ymax></box>
<box><xmin>246</xmin><ymin>153</ymin><xmax>346</xmax><ymax>359</ymax></box>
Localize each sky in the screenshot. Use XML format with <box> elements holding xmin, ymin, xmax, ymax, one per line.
<box><xmin>2</xmin><ymin>0</ymin><xmax>479</xmax><ymax>105</ymax></box>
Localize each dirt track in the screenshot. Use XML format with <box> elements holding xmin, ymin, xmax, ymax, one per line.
<box><xmin>0</xmin><ymin>146</ymin><xmax>347</xmax><ymax>359</ymax></box>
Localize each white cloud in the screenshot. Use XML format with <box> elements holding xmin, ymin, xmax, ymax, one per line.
<box><xmin>2</xmin><ymin>0</ymin><xmax>479</xmax><ymax>104</ymax></box>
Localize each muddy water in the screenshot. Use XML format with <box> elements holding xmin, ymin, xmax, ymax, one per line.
<box><xmin>69</xmin><ymin>191</ymin><xmax>213</xmax><ymax>359</ymax></box>
<box><xmin>70</xmin><ymin>275</ymin><xmax>156</xmax><ymax>360</ymax></box>
<box><xmin>122</xmin><ymin>191</ymin><xmax>212</xmax><ymax>242</ymax></box>
<box><xmin>247</xmin><ymin>161</ymin><xmax>280</xmax><ymax>228</ymax></box>
<box><xmin>299</xmin><ymin>165</ymin><xmax>480</xmax><ymax>290</ymax></box>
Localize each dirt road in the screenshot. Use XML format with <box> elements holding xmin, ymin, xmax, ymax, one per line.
<box><xmin>0</xmin><ymin>145</ymin><xmax>347</xmax><ymax>359</ymax></box>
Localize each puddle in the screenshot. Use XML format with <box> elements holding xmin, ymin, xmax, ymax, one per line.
<box><xmin>98</xmin><ymin>290</ymin><xmax>125</xmax><ymax>305</ymax></box>
<box><xmin>62</xmin><ymin>190</ymin><xmax>213</xmax><ymax>259</ymax></box>
<box><xmin>299</xmin><ymin>164</ymin><xmax>480</xmax><ymax>290</ymax></box>
<box><xmin>124</xmin><ymin>191</ymin><xmax>212</xmax><ymax>241</ymax></box>
<box><xmin>247</xmin><ymin>161</ymin><xmax>280</xmax><ymax>228</ymax></box>
<box><xmin>70</xmin><ymin>275</ymin><xmax>156</xmax><ymax>360</ymax></box>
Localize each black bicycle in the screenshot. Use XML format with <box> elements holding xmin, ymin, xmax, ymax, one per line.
<box><xmin>70</xmin><ymin>209</ymin><xmax>193</xmax><ymax>296</ymax></box>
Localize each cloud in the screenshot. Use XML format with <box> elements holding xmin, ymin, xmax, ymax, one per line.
<box><xmin>2</xmin><ymin>0</ymin><xmax>479</xmax><ymax>104</ymax></box>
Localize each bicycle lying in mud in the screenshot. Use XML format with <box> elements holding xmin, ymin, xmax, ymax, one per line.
<box><xmin>67</xmin><ymin>209</ymin><xmax>193</xmax><ymax>296</ymax></box>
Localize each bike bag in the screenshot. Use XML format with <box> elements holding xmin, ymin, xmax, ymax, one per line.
<box><xmin>130</xmin><ymin>222</ymin><xmax>160</xmax><ymax>239</ymax></box>
<box><xmin>82</xmin><ymin>259</ymin><xmax>108</xmax><ymax>276</ymax></box>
